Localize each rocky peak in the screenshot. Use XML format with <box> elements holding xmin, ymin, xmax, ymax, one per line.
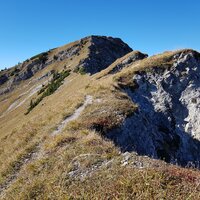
<box><xmin>0</xmin><ymin>35</ymin><xmax>132</xmax><ymax>94</ymax></box>
<box><xmin>78</xmin><ymin>35</ymin><xmax>133</xmax><ymax>74</ymax></box>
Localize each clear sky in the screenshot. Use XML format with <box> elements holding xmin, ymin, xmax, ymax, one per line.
<box><xmin>1</xmin><ymin>0</ymin><xmax>200</xmax><ymax>69</ymax></box>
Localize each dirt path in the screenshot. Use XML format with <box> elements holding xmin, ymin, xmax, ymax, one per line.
<box><xmin>0</xmin><ymin>95</ymin><xmax>93</xmax><ymax>197</ymax></box>
<box><xmin>52</xmin><ymin>95</ymin><xmax>93</xmax><ymax>136</ymax></box>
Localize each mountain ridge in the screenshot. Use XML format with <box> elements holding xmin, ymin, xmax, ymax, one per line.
<box><xmin>1</xmin><ymin>36</ymin><xmax>200</xmax><ymax>199</ymax></box>
<box><xmin>0</xmin><ymin>35</ymin><xmax>132</xmax><ymax>94</ymax></box>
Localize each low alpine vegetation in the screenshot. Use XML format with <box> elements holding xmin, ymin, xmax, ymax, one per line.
<box><xmin>25</xmin><ymin>70</ymin><xmax>70</xmax><ymax>114</ymax></box>
<box><xmin>74</xmin><ymin>66</ymin><xmax>86</xmax><ymax>75</ymax></box>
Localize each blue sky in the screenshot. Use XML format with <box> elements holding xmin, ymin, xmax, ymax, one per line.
<box><xmin>1</xmin><ymin>0</ymin><xmax>200</xmax><ymax>69</ymax></box>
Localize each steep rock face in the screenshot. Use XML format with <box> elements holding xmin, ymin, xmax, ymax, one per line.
<box><xmin>95</xmin><ymin>51</ymin><xmax>148</xmax><ymax>79</ymax></box>
<box><xmin>107</xmin><ymin>50</ymin><xmax>200</xmax><ymax>167</ymax></box>
<box><xmin>100</xmin><ymin>51</ymin><xmax>148</xmax><ymax>78</ymax></box>
<box><xmin>79</xmin><ymin>36</ymin><xmax>133</xmax><ymax>74</ymax></box>
<box><xmin>0</xmin><ymin>74</ymin><xmax>8</xmax><ymax>85</ymax></box>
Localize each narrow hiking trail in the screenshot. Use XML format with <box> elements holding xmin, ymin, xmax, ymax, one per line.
<box><xmin>52</xmin><ymin>95</ymin><xmax>93</xmax><ymax>136</ymax></box>
<box><xmin>0</xmin><ymin>95</ymin><xmax>93</xmax><ymax>197</ymax></box>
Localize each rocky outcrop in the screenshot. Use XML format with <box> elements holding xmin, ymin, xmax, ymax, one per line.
<box><xmin>0</xmin><ymin>53</ymin><xmax>51</xmax><ymax>94</ymax></box>
<box><xmin>78</xmin><ymin>36</ymin><xmax>133</xmax><ymax>74</ymax></box>
<box><xmin>0</xmin><ymin>74</ymin><xmax>8</xmax><ymax>85</ymax></box>
<box><xmin>107</xmin><ymin>51</ymin><xmax>147</xmax><ymax>74</ymax></box>
<box><xmin>107</xmin><ymin>50</ymin><xmax>200</xmax><ymax>167</ymax></box>
<box><xmin>54</xmin><ymin>43</ymin><xmax>81</xmax><ymax>62</ymax></box>
<box><xmin>102</xmin><ymin>51</ymin><xmax>148</xmax><ymax>77</ymax></box>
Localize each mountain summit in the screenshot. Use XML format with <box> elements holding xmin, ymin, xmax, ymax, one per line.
<box><xmin>0</xmin><ymin>36</ymin><xmax>132</xmax><ymax>94</ymax></box>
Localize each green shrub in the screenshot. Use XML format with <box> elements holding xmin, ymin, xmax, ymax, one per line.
<box><xmin>53</xmin><ymin>55</ymin><xmax>58</xmax><ymax>60</ymax></box>
<box><xmin>73</xmin><ymin>66</ymin><xmax>86</xmax><ymax>75</ymax></box>
<box><xmin>78</xmin><ymin>66</ymin><xmax>86</xmax><ymax>75</ymax></box>
<box><xmin>37</xmin><ymin>85</ymin><xmax>47</xmax><ymax>95</ymax></box>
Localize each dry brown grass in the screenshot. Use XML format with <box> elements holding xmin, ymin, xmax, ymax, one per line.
<box><xmin>3</xmin><ymin>140</ymin><xmax>200</xmax><ymax>200</ymax></box>
<box><xmin>1</xmin><ymin>48</ymin><xmax>200</xmax><ymax>199</ymax></box>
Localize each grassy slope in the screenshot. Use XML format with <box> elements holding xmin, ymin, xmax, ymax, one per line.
<box><xmin>0</xmin><ymin>49</ymin><xmax>200</xmax><ymax>199</ymax></box>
